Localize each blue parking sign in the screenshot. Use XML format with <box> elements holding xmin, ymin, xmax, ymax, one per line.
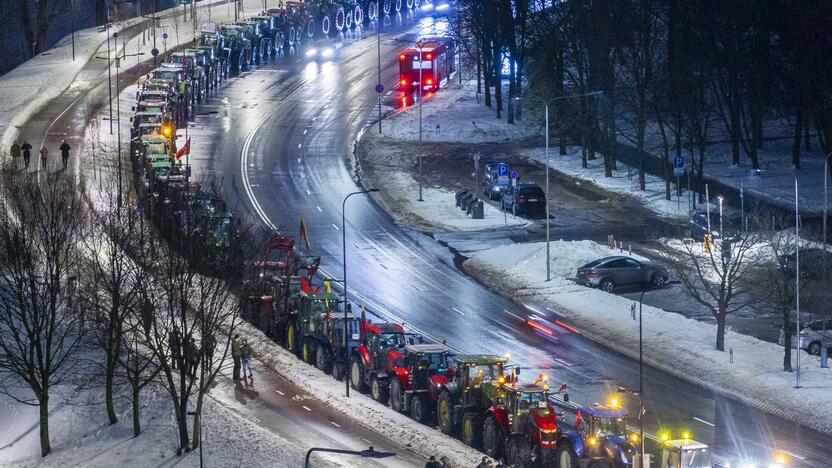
<box><xmin>498</xmin><ymin>163</ymin><xmax>508</xmax><ymax>177</ymax></box>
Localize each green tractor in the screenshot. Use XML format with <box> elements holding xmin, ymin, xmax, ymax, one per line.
<box><xmin>437</xmin><ymin>354</ymin><xmax>509</xmax><ymax>447</ymax></box>
<box><xmin>291</xmin><ymin>283</ymin><xmax>342</xmax><ymax>361</ymax></box>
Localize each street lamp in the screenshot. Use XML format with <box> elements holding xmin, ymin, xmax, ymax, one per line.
<box><xmin>417</xmin><ymin>39</ymin><xmax>425</xmax><ymax>202</ymax></box>
<box><xmin>342</xmin><ymin>188</ymin><xmax>379</xmax><ymax>397</ymax></box>
<box><xmin>304</xmin><ymin>446</ymin><xmax>395</xmax><ymax>468</ymax></box>
<box><xmin>377</xmin><ymin>15</ymin><xmax>382</xmax><ymax>134</ymax></box>
<box><xmin>637</xmin><ymin>286</ymin><xmax>647</xmax><ymax>459</ymax></box>
<box><xmin>718</xmin><ymin>195</ymin><xmax>724</xmax><ymax>237</ymax></box>
<box><xmin>794</xmin><ymin>175</ymin><xmax>801</xmax><ymax>389</ymax></box>
<box><xmin>823</xmin><ymin>152</ymin><xmax>831</xmax><ymax>279</ymax></box>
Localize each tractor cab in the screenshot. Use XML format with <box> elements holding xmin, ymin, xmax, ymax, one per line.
<box><xmin>456</xmin><ymin>355</ymin><xmax>508</xmax><ymax>403</ymax></box>
<box><xmin>572</xmin><ymin>402</ymin><xmax>639</xmax><ymax>465</ymax></box>
<box><xmin>363</xmin><ymin>321</ymin><xmax>406</xmax><ymax>372</ymax></box>
<box><xmin>659</xmin><ymin>438</ymin><xmax>711</xmax><ymax>468</ymax></box>
<box><xmin>131</xmin><ymin>133</ymin><xmax>170</xmax><ymax>161</ymax></box>
<box><xmin>403</xmin><ymin>343</ymin><xmax>452</xmax><ymax>388</ymax></box>
<box><xmin>501</xmin><ymin>381</ymin><xmax>560</xmax><ymax>450</ymax></box>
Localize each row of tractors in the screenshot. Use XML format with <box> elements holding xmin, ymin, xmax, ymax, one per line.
<box><xmin>240</xmin><ymin>234</ymin><xmax>716</xmax><ymax>467</ymax></box>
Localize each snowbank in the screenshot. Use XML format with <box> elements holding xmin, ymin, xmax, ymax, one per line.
<box><xmin>236</xmin><ymin>319</ymin><xmax>489</xmax><ymax>468</ymax></box>
<box><xmin>464</xmin><ymin>239</ymin><xmax>832</xmax><ymax>435</ymax></box>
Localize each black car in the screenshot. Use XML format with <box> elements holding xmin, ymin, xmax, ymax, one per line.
<box><xmin>500</xmin><ymin>183</ymin><xmax>546</xmax><ymax>215</ymax></box>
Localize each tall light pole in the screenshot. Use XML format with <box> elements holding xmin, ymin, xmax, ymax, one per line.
<box><xmin>377</xmin><ymin>17</ymin><xmax>382</xmax><ymax>134</ymax></box>
<box><xmin>418</xmin><ymin>40</ymin><xmax>424</xmax><ymax>202</ymax></box>
<box><xmin>342</xmin><ymin>188</ymin><xmax>379</xmax><ymax>398</ymax></box>
<box><xmin>545</xmin><ymin>104</ymin><xmax>551</xmax><ymax>282</ymax></box>
<box><xmin>70</xmin><ymin>0</ymin><xmax>75</xmax><ymax>61</ymax></box>
<box><xmin>823</xmin><ymin>152</ymin><xmax>831</xmax><ymax>279</ymax></box>
<box><xmin>106</xmin><ymin>11</ymin><xmax>114</xmax><ymax>134</ymax></box>
<box><xmin>638</xmin><ymin>287</ymin><xmax>647</xmax><ymax>461</ymax></box>
<box><xmin>794</xmin><ymin>175</ymin><xmax>801</xmax><ymax>389</ymax></box>
<box><xmin>718</xmin><ymin>195</ymin><xmax>724</xmax><ymax>237</ymax></box>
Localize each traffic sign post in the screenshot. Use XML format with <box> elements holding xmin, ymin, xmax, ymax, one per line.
<box><xmin>673</xmin><ymin>156</ymin><xmax>685</xmax><ymax>214</ymax></box>
<box><xmin>510</xmin><ymin>171</ymin><xmax>518</xmax><ymax>218</ymax></box>
<box><xmin>473</xmin><ymin>153</ymin><xmax>481</xmax><ymax>195</ymax></box>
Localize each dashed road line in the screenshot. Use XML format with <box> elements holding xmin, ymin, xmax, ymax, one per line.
<box><xmin>503</xmin><ymin>309</ymin><xmax>524</xmax><ymax>321</ymax></box>
<box><xmin>316</xmin><ymin>206</ymin><xmax>322</xmax><ymax>212</ymax></box>
<box><xmin>451</xmin><ymin>307</ymin><xmax>464</xmax><ymax>316</ymax></box>
<box><xmin>275</xmin><ymin>389</ymin><xmax>284</xmax><ymax>395</ymax></box>
<box><xmin>301</xmin><ymin>405</ymin><xmax>312</xmax><ymax>412</ymax></box>
<box><xmin>693</xmin><ymin>416</ymin><xmax>715</xmax><ymax>427</ymax></box>
<box><xmin>330</xmin><ymin>421</ymin><xmax>341</xmax><ymax>428</ymax></box>
<box><xmin>332</xmin><ymin>224</ymin><xmax>340</xmax><ymax>230</ymax></box>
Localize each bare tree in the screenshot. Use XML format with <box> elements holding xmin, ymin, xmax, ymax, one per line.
<box><xmin>668</xmin><ymin>229</ymin><xmax>757</xmax><ymax>351</ymax></box>
<box><xmin>0</xmin><ymin>171</ymin><xmax>88</xmax><ymax>457</ymax></box>
<box><xmin>17</xmin><ymin>0</ymin><xmax>70</xmax><ymax>57</ymax></box>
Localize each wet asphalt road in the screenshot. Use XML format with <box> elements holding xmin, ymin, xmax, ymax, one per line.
<box><xmin>184</xmin><ymin>11</ymin><xmax>832</xmax><ymax>467</ymax></box>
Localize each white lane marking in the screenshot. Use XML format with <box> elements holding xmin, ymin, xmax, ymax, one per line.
<box><xmin>451</xmin><ymin>307</ymin><xmax>464</xmax><ymax>316</ymax></box>
<box><xmin>306</xmin><ymin>189</ymin><xmax>311</xmax><ymax>195</ymax></box>
<box><xmin>412</xmin><ymin>284</ymin><xmax>423</xmax><ymax>292</ymax></box>
<box><xmin>545</xmin><ymin>307</ymin><xmax>556</xmax><ymax>313</ymax></box>
<box><xmin>523</xmin><ymin>303</ymin><xmax>544</xmax><ymax>314</ymax></box>
<box><xmin>316</xmin><ymin>206</ymin><xmax>322</xmax><ymax>213</ymax></box>
<box><xmin>330</xmin><ymin>421</ymin><xmax>341</xmax><ymax>428</ymax></box>
<box><xmin>553</xmin><ymin>357</ymin><xmax>573</xmax><ymax>367</ymax></box>
<box><xmin>781</xmin><ymin>450</ymin><xmax>806</xmax><ymax>460</ymax></box>
<box><xmin>302</xmin><ymin>405</ymin><xmax>312</xmax><ymax>412</ymax></box>
<box><xmin>312</xmin><ymin>116</ymin><xmax>317</xmax><ymax>121</ymax></box>
<box><xmin>241</xmin><ymin>112</ymin><xmax>278</xmax><ymax>231</ymax></box>
<box><xmin>297</xmin><ymin>143</ymin><xmax>302</xmax><ymax>149</ymax></box>
<box><xmin>303</xmin><ymin>129</ymin><xmax>308</xmax><ymax>134</ymax></box>
<box><xmin>692</xmin><ymin>417</ymin><xmax>715</xmax><ymax>427</ymax></box>
<box><xmin>332</xmin><ymin>224</ymin><xmax>340</xmax><ymax>230</ymax></box>
<box><xmin>503</xmin><ymin>309</ymin><xmax>524</xmax><ymax>321</ymax></box>
<box><xmin>361</xmin><ymin>438</ymin><xmax>372</xmax><ymax>444</ymax></box>
<box><xmin>275</xmin><ymin>389</ymin><xmax>284</xmax><ymax>395</ymax></box>
<box><xmin>297</xmin><ymin>157</ymin><xmax>302</xmax><ymax>163</ymax></box>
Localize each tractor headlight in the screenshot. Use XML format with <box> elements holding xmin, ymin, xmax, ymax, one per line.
<box><xmin>305</xmin><ymin>48</ymin><xmax>317</xmax><ymax>58</ymax></box>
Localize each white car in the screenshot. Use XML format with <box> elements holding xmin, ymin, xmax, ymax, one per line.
<box><xmin>779</xmin><ymin>318</ymin><xmax>832</xmax><ymax>355</ymax></box>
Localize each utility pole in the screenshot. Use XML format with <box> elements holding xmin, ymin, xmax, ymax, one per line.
<box><xmin>377</xmin><ymin>16</ymin><xmax>382</xmax><ymax>134</ymax></box>
<box><xmin>418</xmin><ymin>40</ymin><xmax>424</xmax><ymax>202</ymax></box>
<box><xmin>106</xmin><ymin>11</ymin><xmax>113</xmax><ymax>134</ymax></box>
<box><xmin>545</xmin><ymin>104</ymin><xmax>551</xmax><ymax>282</ymax></box>
<box><xmin>70</xmin><ymin>0</ymin><xmax>75</xmax><ymax>60</ymax></box>
<box><xmin>795</xmin><ymin>176</ymin><xmax>801</xmax><ymax>389</ymax></box>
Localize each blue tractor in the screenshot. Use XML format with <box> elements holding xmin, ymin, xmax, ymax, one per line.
<box><xmin>556</xmin><ymin>401</ymin><xmax>640</xmax><ymax>468</ymax></box>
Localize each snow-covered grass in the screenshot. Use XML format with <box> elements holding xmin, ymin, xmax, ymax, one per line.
<box><xmin>464</xmin><ymin>239</ymin><xmax>832</xmax><ymax>435</ymax></box>
<box><xmin>236</xmin><ymin>319</ymin><xmax>490</xmax><ymax>468</ymax></box>
<box><xmin>378</xmin><ymin>79</ymin><xmax>540</xmax><ymax>144</ymax></box>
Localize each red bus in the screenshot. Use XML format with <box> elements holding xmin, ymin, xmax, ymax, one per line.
<box><xmin>398</xmin><ymin>37</ymin><xmax>455</xmax><ymax>93</ymax></box>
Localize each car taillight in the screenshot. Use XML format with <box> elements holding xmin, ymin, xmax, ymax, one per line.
<box><xmin>426</xmin><ymin>79</ymin><xmax>433</xmax><ymax>85</ymax></box>
<box><xmin>399</xmin><ymin>54</ymin><xmax>406</xmax><ymax>60</ymax></box>
<box><xmin>517</xmin><ymin>197</ymin><xmax>527</xmax><ymax>204</ymax></box>
<box><xmin>401</xmin><ymin>79</ymin><xmax>407</xmax><ymax>86</ymax></box>
<box><xmin>584</xmin><ymin>270</ymin><xmax>598</xmax><ymax>276</ymax></box>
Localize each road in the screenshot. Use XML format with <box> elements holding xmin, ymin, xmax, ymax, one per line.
<box><xmin>188</xmin><ymin>11</ymin><xmax>832</xmax><ymax>468</ymax></box>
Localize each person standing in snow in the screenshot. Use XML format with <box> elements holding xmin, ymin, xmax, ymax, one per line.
<box><xmin>39</xmin><ymin>146</ymin><xmax>48</xmax><ymax>171</ymax></box>
<box><xmin>475</xmin><ymin>457</ymin><xmax>491</xmax><ymax>468</ymax></box>
<box><xmin>169</xmin><ymin>329</ymin><xmax>182</xmax><ymax>370</ymax></box>
<box><xmin>21</xmin><ymin>141</ymin><xmax>32</xmax><ymax>168</ymax></box>
<box><xmin>231</xmin><ymin>334</ymin><xmax>242</xmax><ymax>380</ymax></box>
<box><xmin>10</xmin><ymin>141</ymin><xmax>21</xmax><ymax>169</ymax></box>
<box><xmin>240</xmin><ymin>339</ymin><xmax>253</xmax><ymax>380</ymax></box>
<box><xmin>59</xmin><ymin>140</ymin><xmax>70</xmax><ymax>169</ymax></box>
<box><xmin>185</xmin><ymin>338</ymin><xmax>199</xmax><ymax>380</ymax></box>
<box><xmin>424</xmin><ymin>456</ymin><xmax>441</xmax><ymax>468</ymax></box>
<box><xmin>439</xmin><ymin>456</ymin><xmax>452</xmax><ymax>468</ymax></box>
<box><xmin>203</xmin><ymin>333</ymin><xmax>216</xmax><ymax>369</ymax></box>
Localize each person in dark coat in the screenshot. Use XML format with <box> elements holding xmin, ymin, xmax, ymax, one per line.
<box><xmin>39</xmin><ymin>146</ymin><xmax>48</xmax><ymax>170</ymax></box>
<box><xmin>185</xmin><ymin>338</ymin><xmax>199</xmax><ymax>380</ymax></box>
<box><xmin>10</xmin><ymin>141</ymin><xmax>21</xmax><ymax>168</ymax></box>
<box><xmin>203</xmin><ymin>333</ymin><xmax>216</xmax><ymax>369</ymax></box>
<box><xmin>59</xmin><ymin>140</ymin><xmax>70</xmax><ymax>169</ymax></box>
<box><xmin>424</xmin><ymin>456</ymin><xmax>441</xmax><ymax>468</ymax></box>
<box><xmin>240</xmin><ymin>339</ymin><xmax>253</xmax><ymax>380</ymax></box>
<box><xmin>231</xmin><ymin>334</ymin><xmax>242</xmax><ymax>380</ymax></box>
<box><xmin>169</xmin><ymin>329</ymin><xmax>182</xmax><ymax>370</ymax></box>
<box><xmin>21</xmin><ymin>141</ymin><xmax>32</xmax><ymax>168</ymax></box>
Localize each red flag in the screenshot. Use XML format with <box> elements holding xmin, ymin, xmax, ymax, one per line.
<box><xmin>175</xmin><ymin>137</ymin><xmax>191</xmax><ymax>160</ymax></box>
<box><xmin>300</xmin><ymin>276</ymin><xmax>312</xmax><ymax>294</ymax></box>
<box><xmin>299</xmin><ymin>215</ymin><xmax>311</xmax><ymax>250</ymax></box>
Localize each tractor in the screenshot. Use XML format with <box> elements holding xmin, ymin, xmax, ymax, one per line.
<box><xmin>482</xmin><ymin>375</ymin><xmax>568</xmax><ymax>467</ymax></box>
<box><xmin>349</xmin><ymin>316</ymin><xmax>407</xmax><ymax>400</ymax></box>
<box><xmin>294</xmin><ymin>281</ymin><xmax>342</xmax><ymax>363</ymax></box>
<box><xmin>220</xmin><ymin>24</ymin><xmax>252</xmax><ymax>75</ymax></box>
<box><xmin>436</xmin><ymin>354</ymin><xmax>508</xmax><ymax>448</ymax></box>
<box><xmin>556</xmin><ymin>400</ymin><xmax>640</xmax><ymax>468</ymax></box>
<box><xmin>198</xmin><ymin>23</ymin><xmax>230</xmax><ymax>83</ymax></box>
<box><xmin>312</xmin><ymin>313</ymin><xmax>363</xmax><ymax>381</ymax></box>
<box><xmin>388</xmin><ymin>343</ymin><xmax>453</xmax><ymax>424</ymax></box>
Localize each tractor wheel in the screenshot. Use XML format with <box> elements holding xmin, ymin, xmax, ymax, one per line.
<box><xmin>332</xmin><ymin>362</ymin><xmax>346</xmax><ymax>381</ymax></box>
<box><xmin>437</xmin><ymin>391</ymin><xmax>456</xmax><ymax>435</ymax></box>
<box><xmin>461</xmin><ymin>411</ymin><xmax>483</xmax><ymax>448</ymax></box>
<box><xmin>394</xmin><ymin>0</ymin><xmax>401</xmax><ymax>13</ymax></box>
<box><xmin>350</xmin><ymin>355</ymin><xmax>367</xmax><ymax>392</ymax></box>
<box><xmin>507</xmin><ymin>435</ymin><xmax>535</xmax><ymax>468</ymax></box>
<box><xmin>286</xmin><ymin>321</ymin><xmax>299</xmax><ymax>356</ymax></box>
<box><xmin>390</xmin><ymin>378</ymin><xmax>404</xmax><ymax>412</ymax></box>
<box><xmin>370</xmin><ymin>376</ymin><xmax>389</xmax><ymax>404</ymax></box>
<box><xmin>411</xmin><ymin>393</ymin><xmax>430</xmax><ymax>423</ymax></box>
<box><xmin>301</xmin><ymin>338</ymin><xmax>316</xmax><ymax>364</ymax></box>
<box><xmin>557</xmin><ymin>443</ymin><xmax>579</xmax><ymax>468</ymax></box>
<box><xmin>483</xmin><ymin>416</ymin><xmax>504</xmax><ymax>458</ymax></box>
<box><xmin>315</xmin><ymin>344</ymin><xmax>332</xmax><ymax>373</ymax></box>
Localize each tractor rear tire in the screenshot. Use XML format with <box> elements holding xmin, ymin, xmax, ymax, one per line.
<box><xmin>302</xmin><ymin>338</ymin><xmax>316</xmax><ymax>364</ymax></box>
<box><xmin>557</xmin><ymin>443</ymin><xmax>579</xmax><ymax>468</ymax></box>
<box><xmin>370</xmin><ymin>376</ymin><xmax>389</xmax><ymax>404</ymax></box>
<box><xmin>286</xmin><ymin>321</ymin><xmax>299</xmax><ymax>356</ymax></box>
<box><xmin>507</xmin><ymin>435</ymin><xmax>535</xmax><ymax>468</ymax></box>
<box><xmin>390</xmin><ymin>378</ymin><xmax>404</xmax><ymax>412</ymax></box>
<box><xmin>350</xmin><ymin>355</ymin><xmax>367</xmax><ymax>392</ymax></box>
<box><xmin>316</xmin><ymin>344</ymin><xmax>332</xmax><ymax>374</ymax></box>
<box><xmin>332</xmin><ymin>362</ymin><xmax>346</xmax><ymax>381</ymax></box>
<box><xmin>411</xmin><ymin>393</ymin><xmax>430</xmax><ymax>424</ymax></box>
<box><xmin>437</xmin><ymin>391</ymin><xmax>456</xmax><ymax>435</ymax></box>
<box><xmin>461</xmin><ymin>411</ymin><xmax>483</xmax><ymax>448</ymax></box>
<box><xmin>483</xmin><ymin>416</ymin><xmax>504</xmax><ymax>459</ymax></box>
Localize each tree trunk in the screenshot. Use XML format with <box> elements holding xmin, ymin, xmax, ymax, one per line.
<box><xmin>176</xmin><ymin>404</ymin><xmax>190</xmax><ymax>453</ymax></box>
<box><xmin>782</xmin><ymin>308</ymin><xmax>793</xmax><ymax>372</ymax></box>
<box><xmin>192</xmin><ymin>392</ymin><xmax>206</xmax><ymax>449</ymax></box>
<box><xmin>804</xmin><ymin>117</ymin><xmax>811</xmax><ymax>151</ymax></box>
<box><xmin>729</xmin><ymin>72</ymin><xmax>741</xmax><ymax>166</ymax></box>
<box><xmin>715</xmin><ymin>308</ymin><xmax>726</xmax><ymax>352</ymax></box>
<box><xmin>132</xmin><ymin>384</ymin><xmax>141</xmax><ymax>437</ymax></box>
<box><xmin>39</xmin><ymin>396</ymin><xmax>51</xmax><ymax>457</ymax></box>
<box><xmin>507</xmin><ymin>58</ymin><xmax>515</xmax><ymax>125</ymax></box>
<box><xmin>493</xmin><ymin>52</ymin><xmax>502</xmax><ymax>119</ymax></box>
<box><xmin>792</xmin><ymin>107</ymin><xmax>802</xmax><ymax>169</ymax></box>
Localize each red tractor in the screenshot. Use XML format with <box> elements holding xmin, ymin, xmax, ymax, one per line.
<box><xmin>482</xmin><ymin>376</ymin><xmax>568</xmax><ymax>467</ymax></box>
<box><xmin>349</xmin><ymin>318</ymin><xmax>407</xmax><ymax>401</ymax></box>
<box><xmin>387</xmin><ymin>343</ymin><xmax>453</xmax><ymax>424</ymax></box>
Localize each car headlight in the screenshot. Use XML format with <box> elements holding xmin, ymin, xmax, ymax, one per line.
<box><xmin>320</xmin><ymin>48</ymin><xmax>334</xmax><ymax>59</ymax></box>
<box><xmin>494</xmin><ymin>187</ymin><xmax>501</xmax><ymax>192</ymax></box>
<box><xmin>305</xmin><ymin>48</ymin><xmax>317</xmax><ymax>58</ymax></box>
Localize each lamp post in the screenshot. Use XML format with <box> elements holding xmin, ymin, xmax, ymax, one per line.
<box><xmin>377</xmin><ymin>16</ymin><xmax>382</xmax><ymax>134</ymax></box>
<box><xmin>794</xmin><ymin>175</ymin><xmax>801</xmax><ymax>389</ymax></box>
<box><xmin>106</xmin><ymin>13</ymin><xmax>114</xmax><ymax>134</ymax></box>
<box><xmin>718</xmin><ymin>195</ymin><xmax>724</xmax><ymax>237</ymax></box>
<box><xmin>342</xmin><ymin>188</ymin><xmax>379</xmax><ymax>397</ymax></box>
<box><xmin>638</xmin><ymin>286</ymin><xmax>647</xmax><ymax>459</ymax></box>
<box><xmin>823</xmin><ymin>152</ymin><xmax>831</xmax><ymax>279</ymax></box>
<box><xmin>418</xmin><ymin>39</ymin><xmax>424</xmax><ymax>202</ymax></box>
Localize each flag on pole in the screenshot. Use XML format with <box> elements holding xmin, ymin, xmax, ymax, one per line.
<box><xmin>175</xmin><ymin>137</ymin><xmax>191</xmax><ymax>160</ymax></box>
<box><xmin>300</xmin><ymin>214</ymin><xmax>311</xmax><ymax>250</ymax></box>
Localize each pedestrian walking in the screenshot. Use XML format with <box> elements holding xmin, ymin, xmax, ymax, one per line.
<box><xmin>475</xmin><ymin>456</ymin><xmax>491</xmax><ymax>468</ymax></box>
<box><xmin>231</xmin><ymin>334</ymin><xmax>242</xmax><ymax>380</ymax></box>
<box><xmin>494</xmin><ymin>458</ymin><xmax>509</xmax><ymax>468</ymax></box>
<box><xmin>21</xmin><ymin>141</ymin><xmax>32</xmax><ymax>168</ymax></box>
<box><xmin>59</xmin><ymin>140</ymin><xmax>70</xmax><ymax>169</ymax></box>
<box><xmin>169</xmin><ymin>329</ymin><xmax>182</xmax><ymax>370</ymax></box>
<box><xmin>203</xmin><ymin>333</ymin><xmax>217</xmax><ymax>369</ymax></box>
<box><xmin>439</xmin><ymin>455</ymin><xmax>453</xmax><ymax>468</ymax></box>
<box><xmin>185</xmin><ymin>338</ymin><xmax>199</xmax><ymax>380</ymax></box>
<box><xmin>39</xmin><ymin>146</ymin><xmax>48</xmax><ymax>171</ymax></box>
<box><xmin>10</xmin><ymin>141</ymin><xmax>21</xmax><ymax>169</ymax></box>
<box><xmin>240</xmin><ymin>339</ymin><xmax>253</xmax><ymax>380</ymax></box>
<box><xmin>424</xmin><ymin>456</ymin><xmax>441</xmax><ymax>468</ymax></box>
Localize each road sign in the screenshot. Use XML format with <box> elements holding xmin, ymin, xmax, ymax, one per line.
<box><xmin>151</xmin><ymin>48</ymin><xmax>159</xmax><ymax>57</ymax></box>
<box><xmin>162</xmin><ymin>32</ymin><xmax>168</xmax><ymax>39</ymax></box>
<box><xmin>375</xmin><ymin>83</ymin><xmax>384</xmax><ymax>94</ymax></box>
<box><xmin>673</xmin><ymin>156</ymin><xmax>685</xmax><ymax>177</ymax></box>
<box><xmin>497</xmin><ymin>163</ymin><xmax>508</xmax><ymax>177</ymax></box>
<box><xmin>510</xmin><ymin>170</ymin><xmax>519</xmax><ymax>180</ymax></box>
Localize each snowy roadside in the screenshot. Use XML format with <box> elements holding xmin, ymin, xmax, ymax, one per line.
<box><xmin>235</xmin><ymin>319</ymin><xmax>489</xmax><ymax>468</ymax></box>
<box><xmin>0</xmin><ymin>0</ymin><xmax>263</xmax><ymax>157</ymax></box>
<box><xmin>463</xmin><ymin>239</ymin><xmax>832</xmax><ymax>435</ymax></box>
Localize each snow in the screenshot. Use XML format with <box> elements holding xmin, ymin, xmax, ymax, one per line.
<box><xmin>370</xmin><ymin>169</ymin><xmax>529</xmax><ymax>232</ymax></box>
<box><xmin>378</xmin><ymin>79</ymin><xmax>540</xmax><ymax>144</ymax></box>
<box><xmin>0</xmin><ymin>0</ymin><xmax>265</xmax><ymax>157</ymax></box>
<box><xmin>464</xmin><ymin>239</ymin><xmax>832</xmax><ymax>435</ymax></box>
<box><xmin>236</xmin><ymin>319</ymin><xmax>490</xmax><ymax>468</ymax></box>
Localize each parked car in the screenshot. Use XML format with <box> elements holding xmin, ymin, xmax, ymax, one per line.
<box><xmin>779</xmin><ymin>318</ymin><xmax>832</xmax><ymax>355</ymax></box>
<box><xmin>576</xmin><ymin>256</ymin><xmax>669</xmax><ymax>293</ymax></box>
<box><xmin>483</xmin><ymin>162</ymin><xmax>511</xmax><ymax>200</ymax></box>
<box><xmin>779</xmin><ymin>249</ymin><xmax>832</xmax><ymax>280</ymax></box>
<box><xmin>500</xmin><ymin>182</ymin><xmax>546</xmax><ymax>215</ymax></box>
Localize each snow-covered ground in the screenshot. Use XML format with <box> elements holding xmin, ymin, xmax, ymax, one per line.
<box><xmin>464</xmin><ymin>239</ymin><xmax>832</xmax><ymax>435</ymax></box>
<box><xmin>521</xmin><ymin>146</ymin><xmax>715</xmax><ymax>220</ymax></box>
<box><xmin>0</xmin><ymin>0</ymin><xmax>264</xmax><ymax>156</ymax></box>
